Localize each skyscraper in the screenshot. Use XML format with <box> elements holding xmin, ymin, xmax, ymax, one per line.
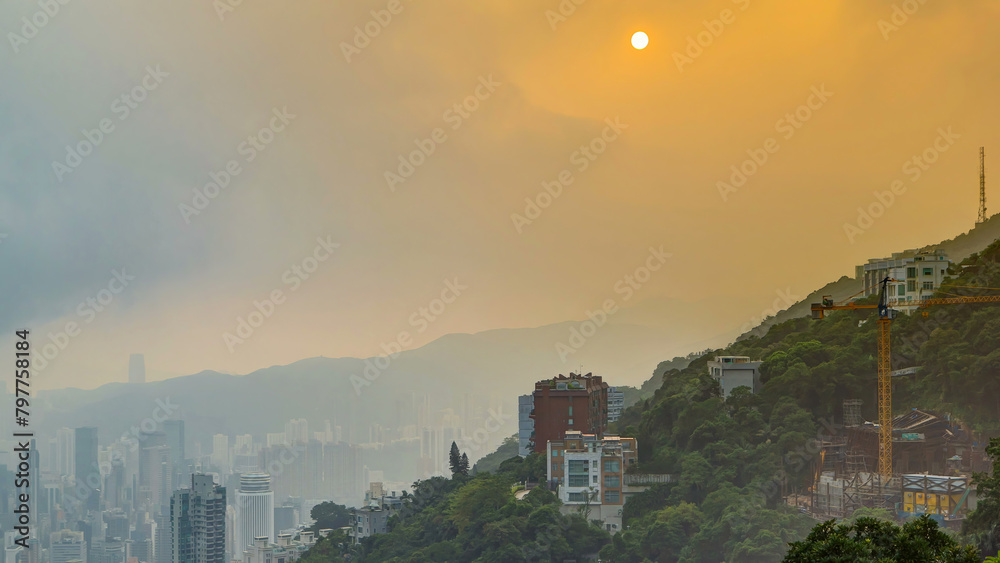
<box><xmin>170</xmin><ymin>474</ymin><xmax>226</xmax><ymax>563</ymax></box>
<box><xmin>75</xmin><ymin>427</ymin><xmax>100</xmax><ymax>512</ymax></box>
<box><xmin>50</xmin><ymin>530</ymin><xmax>87</xmax><ymax>563</ymax></box>
<box><xmin>138</xmin><ymin>433</ymin><xmax>172</xmax><ymax>513</ymax></box>
<box><xmin>211</xmin><ymin>435</ymin><xmax>229</xmax><ymax>472</ymax></box>
<box><xmin>129</xmin><ymin>354</ymin><xmax>146</xmax><ymax>384</ymax></box>
<box><xmin>57</xmin><ymin>427</ymin><xmax>75</xmax><ymax>477</ymax></box>
<box><xmin>163</xmin><ymin>420</ymin><xmax>186</xmax><ymax>486</ymax></box>
<box><xmin>233</xmin><ymin>473</ymin><xmax>274</xmax><ymax>556</ymax></box>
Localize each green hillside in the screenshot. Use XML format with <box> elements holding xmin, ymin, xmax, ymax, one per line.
<box><xmin>736</xmin><ymin>214</ymin><xmax>1000</xmax><ymax>343</ymax></box>
<box><xmin>299</xmin><ymin>239</ymin><xmax>1000</xmax><ymax>562</ymax></box>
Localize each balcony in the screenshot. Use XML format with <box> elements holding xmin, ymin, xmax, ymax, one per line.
<box><xmin>623</xmin><ymin>474</ymin><xmax>675</xmax><ymax>486</ymax></box>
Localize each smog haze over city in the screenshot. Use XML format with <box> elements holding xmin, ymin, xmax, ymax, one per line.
<box><xmin>3</xmin><ymin>2</ymin><xmax>1000</xmax><ymax>562</ymax></box>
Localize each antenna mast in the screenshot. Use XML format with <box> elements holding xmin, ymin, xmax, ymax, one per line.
<box><xmin>978</xmin><ymin>147</ymin><xmax>987</xmax><ymax>224</ymax></box>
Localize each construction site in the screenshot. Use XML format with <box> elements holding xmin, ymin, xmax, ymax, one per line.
<box><xmin>809</xmin><ymin>401</ymin><xmax>993</xmax><ymax>529</ymax></box>
<box><xmin>802</xmin><ymin>148</ymin><xmax>999</xmax><ymax>528</ymax></box>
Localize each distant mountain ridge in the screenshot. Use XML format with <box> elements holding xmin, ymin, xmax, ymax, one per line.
<box><xmin>25</xmin><ymin>216</ymin><xmax>1000</xmax><ymax>460</ymax></box>
<box><xmin>28</xmin><ymin>320</ymin><xmax>705</xmax><ymax>451</ymax></box>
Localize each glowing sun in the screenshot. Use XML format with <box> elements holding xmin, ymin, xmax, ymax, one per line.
<box><xmin>631</xmin><ymin>31</ymin><xmax>649</xmax><ymax>50</ymax></box>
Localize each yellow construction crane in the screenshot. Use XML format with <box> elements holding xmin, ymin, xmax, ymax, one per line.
<box><xmin>811</xmin><ymin>278</ymin><xmax>1000</xmax><ymax>477</ymax></box>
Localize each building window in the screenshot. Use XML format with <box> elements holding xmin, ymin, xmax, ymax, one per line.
<box><xmin>604</xmin><ymin>460</ymin><xmax>620</xmax><ymax>473</ymax></box>
<box><xmin>567</xmin><ymin>460</ymin><xmax>589</xmax><ymax>487</ymax></box>
<box><xmin>923</xmin><ymin>268</ymin><xmax>933</xmax><ymax>276</ymax></box>
<box><xmin>604</xmin><ymin>475</ymin><xmax>620</xmax><ymax>487</ymax></box>
<box><xmin>907</xmin><ymin>267</ymin><xmax>916</xmax><ymax>278</ymax></box>
<box><xmin>568</xmin><ymin>419</ymin><xmax>573</xmax><ymax>425</ymax></box>
<box><xmin>922</xmin><ymin>282</ymin><xmax>933</xmax><ymax>290</ymax></box>
<box><xmin>897</xmin><ymin>284</ymin><xmax>905</xmax><ymax>296</ymax></box>
<box><xmin>568</xmin><ymin>405</ymin><xmax>573</xmax><ymax>416</ymax></box>
<box><xmin>568</xmin><ymin>492</ymin><xmax>586</xmax><ymax>502</ymax></box>
<box><xmin>907</xmin><ymin>280</ymin><xmax>916</xmax><ymax>292</ymax></box>
<box><xmin>604</xmin><ymin>490</ymin><xmax>620</xmax><ymax>503</ymax></box>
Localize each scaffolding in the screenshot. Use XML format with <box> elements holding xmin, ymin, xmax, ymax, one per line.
<box><xmin>843</xmin><ymin>399</ymin><xmax>864</xmax><ymax>428</ymax></box>
<box><xmin>843</xmin><ymin>472</ymin><xmax>899</xmax><ymax>511</ymax></box>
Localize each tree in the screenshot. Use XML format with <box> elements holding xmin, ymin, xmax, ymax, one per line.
<box><xmin>784</xmin><ymin>516</ymin><xmax>980</xmax><ymax>562</ymax></box>
<box><xmin>964</xmin><ymin>437</ymin><xmax>1000</xmax><ymax>557</ymax></box>
<box><xmin>459</xmin><ymin>453</ymin><xmax>470</xmax><ymax>476</ymax></box>
<box><xmin>307</xmin><ymin>501</ymin><xmax>352</xmax><ymax>534</ymax></box>
<box><xmin>578</xmin><ymin>487</ymin><xmax>600</xmax><ymax>521</ymax></box>
<box><xmin>449</xmin><ymin>441</ymin><xmax>462</xmax><ymax>477</ymax></box>
<box><xmin>447</xmin><ymin>476</ymin><xmax>511</xmax><ymax>533</ymax></box>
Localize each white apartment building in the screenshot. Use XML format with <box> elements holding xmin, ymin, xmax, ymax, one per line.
<box><xmin>241</xmin><ymin>533</ymin><xmax>316</xmax><ymax>563</ymax></box>
<box><xmin>546</xmin><ymin>432</ymin><xmax>638</xmax><ymax>532</ymax></box>
<box><xmin>707</xmin><ymin>356</ymin><xmax>762</xmax><ymax>398</ymax></box>
<box><xmin>607</xmin><ymin>388</ymin><xmax>626</xmax><ymax>423</ymax></box>
<box><xmin>856</xmin><ymin>249</ymin><xmax>952</xmax><ymax>310</ymax></box>
<box><xmin>349</xmin><ymin>483</ymin><xmax>404</xmax><ymax>545</ymax></box>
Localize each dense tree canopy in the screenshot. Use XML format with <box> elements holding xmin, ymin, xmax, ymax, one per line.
<box><xmin>784</xmin><ymin>516</ymin><xmax>979</xmax><ymax>563</ymax></box>
<box><xmin>964</xmin><ymin>437</ymin><xmax>1000</xmax><ymax>557</ymax></box>
<box><xmin>307</xmin><ymin>502</ymin><xmax>352</xmax><ymax>535</ymax></box>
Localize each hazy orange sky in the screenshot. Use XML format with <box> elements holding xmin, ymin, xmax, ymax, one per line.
<box><xmin>3</xmin><ymin>1</ymin><xmax>999</xmax><ymax>389</ymax></box>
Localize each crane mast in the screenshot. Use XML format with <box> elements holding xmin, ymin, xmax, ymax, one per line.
<box><xmin>876</xmin><ymin>277</ymin><xmax>895</xmax><ymax>477</ymax></box>
<box><xmin>979</xmin><ymin>147</ymin><xmax>987</xmax><ymax>224</ymax></box>
<box><xmin>810</xmin><ymin>281</ymin><xmax>1000</xmax><ymax>479</ymax></box>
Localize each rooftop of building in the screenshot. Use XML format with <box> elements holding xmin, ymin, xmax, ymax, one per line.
<box><xmin>554</xmin><ymin>431</ymin><xmax>637</xmax><ymax>453</ymax></box>
<box><xmin>863</xmin><ymin>249</ymin><xmax>950</xmax><ymax>267</ymax></box>
<box><xmin>710</xmin><ymin>356</ymin><xmax>759</xmax><ymax>364</ymax></box>
<box><xmin>534</xmin><ymin>372</ymin><xmax>608</xmax><ymax>391</ymax></box>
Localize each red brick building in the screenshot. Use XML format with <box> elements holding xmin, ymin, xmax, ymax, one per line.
<box><xmin>529</xmin><ymin>372</ymin><xmax>609</xmax><ymax>454</ymax></box>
